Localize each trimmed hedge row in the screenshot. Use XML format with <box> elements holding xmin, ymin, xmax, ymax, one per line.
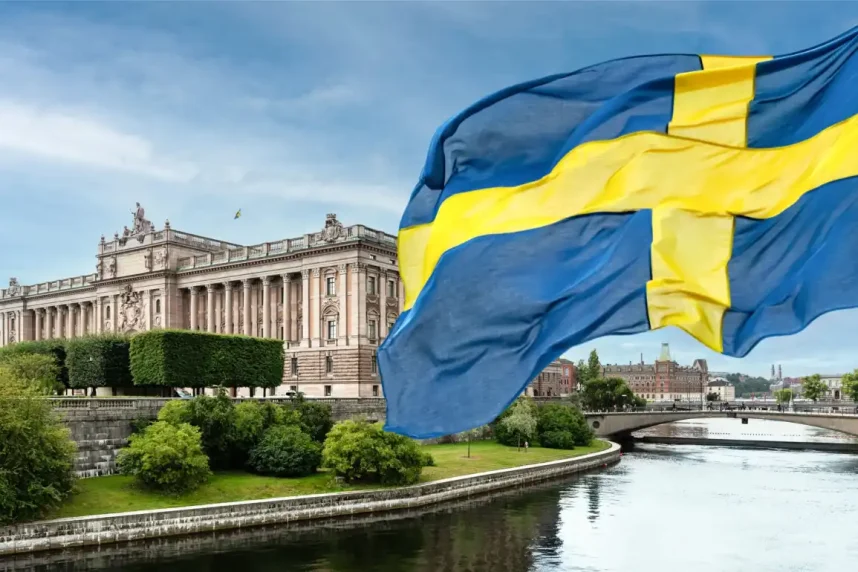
<box><xmin>65</xmin><ymin>335</ymin><xmax>133</xmax><ymax>389</ymax></box>
<box><xmin>130</xmin><ymin>330</ymin><xmax>284</xmax><ymax>388</ymax></box>
<box><xmin>0</xmin><ymin>340</ymin><xmax>68</xmax><ymax>389</ymax></box>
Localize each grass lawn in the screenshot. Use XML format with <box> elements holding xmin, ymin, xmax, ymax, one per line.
<box><xmin>51</xmin><ymin>440</ymin><xmax>611</xmax><ymax>520</ymax></box>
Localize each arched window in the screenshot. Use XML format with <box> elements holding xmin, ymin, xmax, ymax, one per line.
<box><xmin>106</xmin><ymin>306</ymin><xmax>111</xmax><ymax>319</ymax></box>
<box><xmin>155</xmin><ymin>299</ymin><xmax>161</xmax><ymax>313</ymax></box>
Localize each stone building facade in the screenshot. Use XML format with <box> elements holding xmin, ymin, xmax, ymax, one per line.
<box><xmin>526</xmin><ymin>360</ymin><xmax>564</xmax><ymax>397</ymax></box>
<box><xmin>601</xmin><ymin>343</ymin><xmax>707</xmax><ymax>403</ymax></box>
<box><xmin>1</xmin><ymin>205</ymin><xmax>563</xmax><ymax>398</ymax></box>
<box><xmin>0</xmin><ymin>207</ymin><xmax>402</xmax><ymax>398</ymax></box>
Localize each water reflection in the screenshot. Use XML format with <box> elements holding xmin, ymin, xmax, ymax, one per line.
<box><xmin>636</xmin><ymin>417</ymin><xmax>858</xmax><ymax>442</ymax></box>
<box><xmin>3</xmin><ymin>420</ymin><xmax>858</xmax><ymax>572</ymax></box>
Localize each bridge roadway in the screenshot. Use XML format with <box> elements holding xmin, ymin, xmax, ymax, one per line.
<box><xmin>583</xmin><ymin>410</ymin><xmax>858</xmax><ymax>438</ymax></box>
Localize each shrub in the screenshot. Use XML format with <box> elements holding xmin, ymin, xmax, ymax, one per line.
<box><xmin>0</xmin><ymin>352</ymin><xmax>62</xmax><ymax>395</ymax></box>
<box><xmin>494</xmin><ymin>397</ymin><xmax>537</xmax><ymax>447</ymax></box>
<box><xmin>0</xmin><ymin>340</ymin><xmax>67</xmax><ymax>391</ymax></box>
<box><xmin>66</xmin><ymin>335</ymin><xmax>133</xmax><ymax>392</ymax></box>
<box><xmin>130</xmin><ymin>330</ymin><xmax>284</xmax><ymax>389</ymax></box>
<box><xmin>537</xmin><ymin>403</ymin><xmax>594</xmax><ymax>448</ymax></box>
<box><xmin>285</xmin><ymin>398</ymin><xmax>333</xmax><ymax>443</ymax></box>
<box><xmin>0</xmin><ymin>369</ymin><xmax>76</xmax><ymax>524</ymax></box>
<box><xmin>130</xmin><ymin>417</ymin><xmax>154</xmax><ymax>435</ymax></box>
<box><xmin>322</xmin><ymin>421</ymin><xmax>425</xmax><ymax>486</ymax></box>
<box><xmin>248</xmin><ymin>425</ymin><xmax>322</xmax><ymax>477</ymax></box>
<box><xmin>421</xmin><ymin>452</ymin><xmax>436</xmax><ymax>467</ymax></box>
<box><xmin>229</xmin><ymin>400</ymin><xmax>287</xmax><ymax>466</ymax></box>
<box><xmin>117</xmin><ymin>421</ymin><xmax>211</xmax><ymax>494</ymax></box>
<box><xmin>157</xmin><ymin>393</ymin><xmax>236</xmax><ymax>469</ymax></box>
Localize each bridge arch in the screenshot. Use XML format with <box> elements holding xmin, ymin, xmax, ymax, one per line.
<box><xmin>584</xmin><ymin>411</ymin><xmax>858</xmax><ymax>438</ymax></box>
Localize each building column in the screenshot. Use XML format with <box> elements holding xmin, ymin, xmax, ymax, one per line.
<box><xmin>312</xmin><ymin>268</ymin><xmax>322</xmax><ymax>345</ymax></box>
<box><xmin>110</xmin><ymin>295</ymin><xmax>118</xmax><ymax>333</ymax></box>
<box><xmin>338</xmin><ymin>264</ymin><xmax>348</xmax><ymax>344</ymax></box>
<box><xmin>145</xmin><ymin>291</ymin><xmax>153</xmax><ymax>331</ymax></box>
<box><xmin>206</xmin><ymin>285</ymin><xmax>215</xmax><ymax>333</ymax></box>
<box><xmin>96</xmin><ymin>299</ymin><xmax>103</xmax><ymax>334</ymax></box>
<box><xmin>262</xmin><ymin>276</ymin><xmax>271</xmax><ymax>338</ymax></box>
<box><xmin>17</xmin><ymin>310</ymin><xmax>24</xmax><ymax>342</ymax></box>
<box><xmin>1</xmin><ymin>312</ymin><xmax>6</xmax><ymax>346</ymax></box>
<box><xmin>56</xmin><ymin>306</ymin><xmax>65</xmax><ymax>338</ymax></box>
<box><xmin>34</xmin><ymin>310</ymin><xmax>42</xmax><ymax>341</ymax></box>
<box><xmin>398</xmin><ymin>276</ymin><xmax>405</xmax><ymax>313</ymax></box>
<box><xmin>189</xmin><ymin>287</ymin><xmax>199</xmax><ymax>330</ymax></box>
<box><xmin>301</xmin><ymin>270</ymin><xmax>310</xmax><ymax>346</ymax></box>
<box><xmin>214</xmin><ymin>287</ymin><xmax>222</xmax><ymax>334</ymax></box>
<box><xmin>379</xmin><ymin>270</ymin><xmax>388</xmax><ymax>339</ymax></box>
<box><xmin>45</xmin><ymin>307</ymin><xmax>53</xmax><ymax>340</ymax></box>
<box><xmin>281</xmin><ymin>275</ymin><xmax>291</xmax><ymax>342</ymax></box>
<box><xmin>242</xmin><ymin>279</ymin><xmax>252</xmax><ymax>336</ymax></box>
<box><xmin>349</xmin><ymin>263</ymin><xmax>360</xmax><ymax>343</ymax></box>
<box><xmin>224</xmin><ymin>282</ymin><xmax>233</xmax><ymax>334</ymax></box>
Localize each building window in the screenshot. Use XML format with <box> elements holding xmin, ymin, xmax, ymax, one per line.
<box><xmin>387</xmin><ymin>279</ymin><xmax>395</xmax><ymax>297</ymax></box>
<box><xmin>291</xmin><ymin>357</ymin><xmax>298</xmax><ymax>376</ymax></box>
<box><xmin>327</xmin><ymin>320</ymin><xmax>337</xmax><ymax>340</ymax></box>
<box><xmin>368</xmin><ymin>320</ymin><xmax>377</xmax><ymax>340</ymax></box>
<box><xmin>155</xmin><ymin>299</ymin><xmax>161</xmax><ymax>313</ymax></box>
<box><xmin>325</xmin><ymin>355</ymin><xmax>333</xmax><ymax>374</ymax></box>
<box><xmin>388</xmin><ymin>320</ymin><xmax>396</xmax><ymax>333</ymax></box>
<box><xmin>372</xmin><ymin>385</ymin><xmax>380</xmax><ymax>397</ymax></box>
<box><xmin>290</xmin><ymin>385</ymin><xmax>297</xmax><ymax>392</ymax></box>
<box><xmin>371</xmin><ymin>353</ymin><xmax>378</xmax><ymax>374</ymax></box>
<box><xmin>326</xmin><ymin>276</ymin><xmax>336</xmax><ymax>296</ymax></box>
<box><xmin>367</xmin><ymin>276</ymin><xmax>377</xmax><ymax>295</ymax></box>
<box><xmin>324</xmin><ymin>385</ymin><xmax>332</xmax><ymax>397</ymax></box>
<box><xmin>106</xmin><ymin>306</ymin><xmax>111</xmax><ymax>319</ymax></box>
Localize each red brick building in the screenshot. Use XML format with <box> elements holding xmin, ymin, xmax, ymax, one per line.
<box><xmin>601</xmin><ymin>343</ymin><xmax>707</xmax><ymax>403</ymax></box>
<box><xmin>559</xmin><ymin>358</ymin><xmax>576</xmax><ymax>394</ymax></box>
<box><xmin>526</xmin><ymin>359</ymin><xmax>564</xmax><ymax>397</ymax></box>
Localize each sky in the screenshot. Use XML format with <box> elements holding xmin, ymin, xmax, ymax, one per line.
<box><xmin>1</xmin><ymin>1</ymin><xmax>857</xmax><ymax>379</ymax></box>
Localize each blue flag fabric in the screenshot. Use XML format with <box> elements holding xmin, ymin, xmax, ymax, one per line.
<box><xmin>379</xmin><ymin>28</ymin><xmax>858</xmax><ymax>439</ymax></box>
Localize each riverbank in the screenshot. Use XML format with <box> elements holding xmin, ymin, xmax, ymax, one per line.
<box><xmin>634</xmin><ymin>436</ymin><xmax>858</xmax><ymax>453</ymax></box>
<box><xmin>53</xmin><ymin>440</ymin><xmax>611</xmax><ymax>518</ymax></box>
<box><xmin>0</xmin><ymin>441</ymin><xmax>620</xmax><ymax>556</ymax></box>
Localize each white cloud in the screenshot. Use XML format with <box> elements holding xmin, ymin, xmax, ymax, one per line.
<box><xmin>0</xmin><ymin>100</ymin><xmax>198</xmax><ymax>182</ymax></box>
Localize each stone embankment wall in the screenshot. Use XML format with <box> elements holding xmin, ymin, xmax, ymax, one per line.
<box><xmin>51</xmin><ymin>397</ymin><xmax>389</xmax><ymax>477</ymax></box>
<box><xmin>0</xmin><ymin>442</ymin><xmax>620</xmax><ymax>556</ymax></box>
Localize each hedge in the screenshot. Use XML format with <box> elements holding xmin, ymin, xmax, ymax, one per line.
<box><xmin>130</xmin><ymin>330</ymin><xmax>284</xmax><ymax>389</ymax></box>
<box><xmin>0</xmin><ymin>340</ymin><xmax>68</xmax><ymax>389</ymax></box>
<box><xmin>66</xmin><ymin>335</ymin><xmax>133</xmax><ymax>389</ymax></box>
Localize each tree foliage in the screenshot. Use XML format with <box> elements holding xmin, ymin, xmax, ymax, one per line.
<box><xmin>499</xmin><ymin>397</ymin><xmax>537</xmax><ymax>449</ymax></box>
<box><xmin>774</xmin><ymin>388</ymin><xmax>794</xmax><ymax>404</ymax></box>
<box><xmin>0</xmin><ymin>340</ymin><xmax>68</xmax><ymax>391</ymax></box>
<box><xmin>66</xmin><ymin>335</ymin><xmax>133</xmax><ymax>390</ymax></box>
<box><xmin>842</xmin><ymin>370</ymin><xmax>858</xmax><ymax>402</ymax></box>
<box><xmin>130</xmin><ymin>329</ymin><xmax>284</xmax><ymax>389</ymax></box>
<box><xmin>0</xmin><ymin>367</ymin><xmax>76</xmax><ymax>524</ymax></box>
<box><xmin>580</xmin><ymin>377</ymin><xmax>644</xmax><ymax>411</ymax></box>
<box><xmin>284</xmin><ymin>396</ymin><xmax>333</xmax><ymax>443</ymax></box>
<box><xmin>586</xmin><ymin>349</ymin><xmax>602</xmax><ymax>383</ymax></box>
<box><xmin>248</xmin><ymin>425</ymin><xmax>322</xmax><ymax>478</ymax></box>
<box><xmin>157</xmin><ymin>392</ymin><xmax>237</xmax><ymax>469</ymax></box>
<box><xmin>322</xmin><ymin>421</ymin><xmax>425</xmax><ymax>486</ymax></box>
<box><xmin>0</xmin><ymin>352</ymin><xmax>62</xmax><ymax>395</ymax></box>
<box><xmin>117</xmin><ymin>421</ymin><xmax>211</xmax><ymax>494</ymax></box>
<box><xmin>536</xmin><ymin>404</ymin><xmax>593</xmax><ymax>449</ymax></box>
<box><xmin>801</xmin><ymin>374</ymin><xmax>827</xmax><ymax>402</ymax></box>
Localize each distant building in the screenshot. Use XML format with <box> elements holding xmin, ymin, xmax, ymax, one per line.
<box><xmin>559</xmin><ymin>358</ymin><xmax>576</xmax><ymax>394</ymax></box>
<box><xmin>601</xmin><ymin>343</ymin><xmax>707</xmax><ymax>403</ymax></box>
<box><xmin>526</xmin><ymin>359</ymin><xmax>564</xmax><ymax>397</ymax></box>
<box><xmin>818</xmin><ymin>374</ymin><xmax>845</xmax><ymax>400</ymax></box>
<box><xmin>707</xmin><ymin>379</ymin><xmax>735</xmax><ymax>401</ymax></box>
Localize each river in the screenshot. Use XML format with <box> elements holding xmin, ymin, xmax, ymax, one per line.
<box><xmin>4</xmin><ymin>420</ymin><xmax>857</xmax><ymax>571</ymax></box>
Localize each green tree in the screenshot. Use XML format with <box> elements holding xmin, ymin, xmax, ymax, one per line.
<box><xmin>322</xmin><ymin>421</ymin><xmax>425</xmax><ymax>486</ymax></box>
<box><xmin>536</xmin><ymin>403</ymin><xmax>593</xmax><ymax>449</ymax></box>
<box><xmin>248</xmin><ymin>425</ymin><xmax>322</xmax><ymax>478</ymax></box>
<box><xmin>117</xmin><ymin>421</ymin><xmax>211</xmax><ymax>494</ymax></box>
<box><xmin>774</xmin><ymin>388</ymin><xmax>793</xmax><ymax>404</ymax></box>
<box><xmin>229</xmin><ymin>400</ymin><xmax>287</xmax><ymax>466</ymax></box>
<box><xmin>501</xmin><ymin>398</ymin><xmax>537</xmax><ymax>451</ymax></box>
<box><xmin>0</xmin><ymin>352</ymin><xmax>62</xmax><ymax>395</ymax></box>
<box><xmin>0</xmin><ymin>364</ymin><xmax>76</xmax><ymax>524</ymax></box>
<box><xmin>285</xmin><ymin>397</ymin><xmax>334</xmax><ymax>443</ymax></box>
<box><xmin>586</xmin><ymin>349</ymin><xmax>602</xmax><ymax>384</ymax></box>
<box><xmin>802</xmin><ymin>374</ymin><xmax>827</xmax><ymax>402</ymax></box>
<box><xmin>576</xmin><ymin>359</ymin><xmax>589</xmax><ymax>385</ymax></box>
<box><xmin>157</xmin><ymin>392</ymin><xmax>237</xmax><ymax>469</ymax></box>
<box><xmin>580</xmin><ymin>377</ymin><xmax>641</xmax><ymax>411</ymax></box>
<box><xmin>842</xmin><ymin>370</ymin><xmax>858</xmax><ymax>402</ymax></box>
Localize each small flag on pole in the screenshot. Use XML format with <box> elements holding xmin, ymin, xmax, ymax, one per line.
<box><xmin>234</xmin><ymin>209</ymin><xmax>241</xmax><ymax>220</ymax></box>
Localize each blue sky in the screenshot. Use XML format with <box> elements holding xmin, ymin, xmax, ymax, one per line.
<box><xmin>1</xmin><ymin>1</ymin><xmax>856</xmax><ymax>378</ymax></box>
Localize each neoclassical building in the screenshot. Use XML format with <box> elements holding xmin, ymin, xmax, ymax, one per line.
<box><xmin>0</xmin><ymin>207</ymin><xmax>401</xmax><ymax>398</ymax></box>
<box><xmin>1</xmin><ymin>205</ymin><xmax>564</xmax><ymax>399</ymax></box>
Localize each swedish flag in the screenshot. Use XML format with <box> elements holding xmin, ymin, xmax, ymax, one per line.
<box><xmin>379</xmin><ymin>27</ymin><xmax>858</xmax><ymax>438</ymax></box>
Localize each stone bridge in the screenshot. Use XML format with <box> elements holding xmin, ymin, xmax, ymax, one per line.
<box><xmin>584</xmin><ymin>410</ymin><xmax>858</xmax><ymax>438</ymax></box>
